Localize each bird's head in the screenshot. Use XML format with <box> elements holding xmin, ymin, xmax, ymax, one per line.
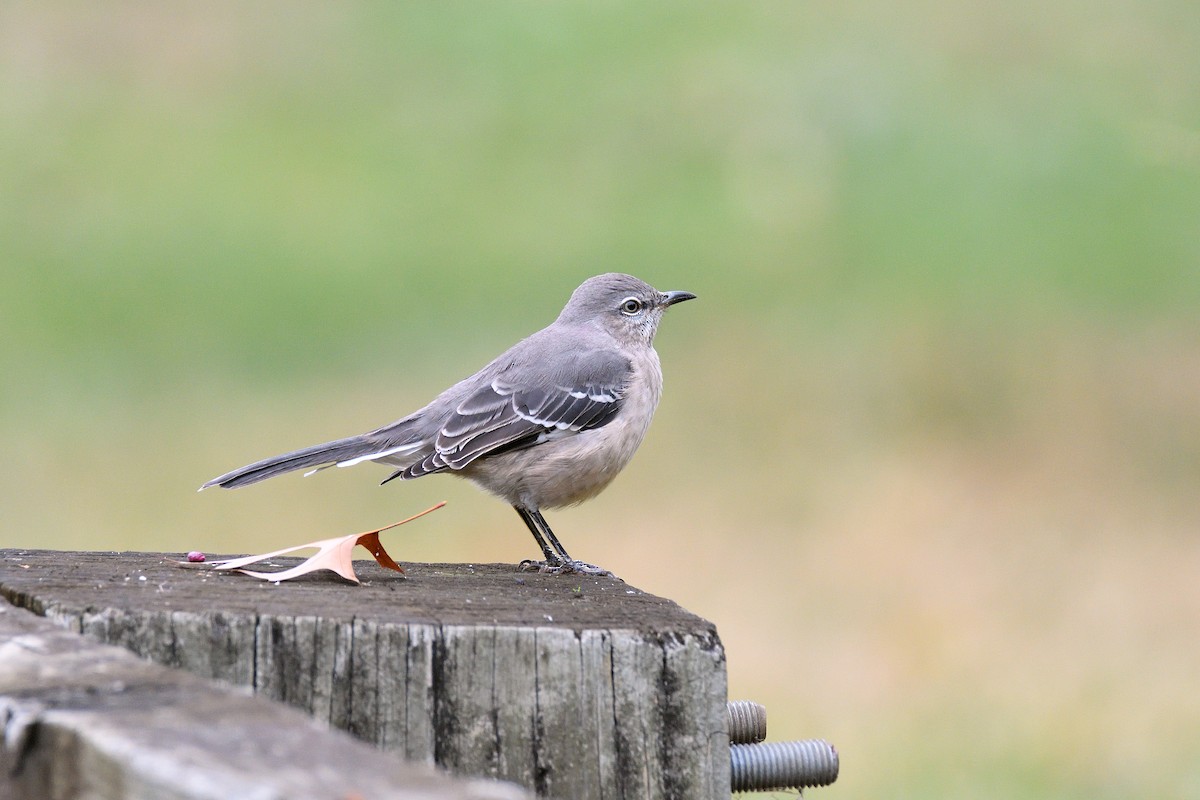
<box><xmin>557</xmin><ymin>273</ymin><xmax>696</xmax><ymax>345</ymax></box>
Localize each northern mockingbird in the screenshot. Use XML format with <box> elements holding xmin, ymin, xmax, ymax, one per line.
<box><xmin>201</xmin><ymin>273</ymin><xmax>695</xmax><ymax>575</ymax></box>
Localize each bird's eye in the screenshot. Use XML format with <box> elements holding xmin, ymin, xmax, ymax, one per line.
<box><xmin>620</xmin><ymin>297</ymin><xmax>643</xmax><ymax>315</ymax></box>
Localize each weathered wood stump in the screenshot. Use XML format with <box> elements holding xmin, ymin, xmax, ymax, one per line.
<box><xmin>0</xmin><ymin>599</ymin><xmax>529</xmax><ymax>800</ymax></box>
<box><xmin>0</xmin><ymin>550</ymin><xmax>730</xmax><ymax>800</ymax></box>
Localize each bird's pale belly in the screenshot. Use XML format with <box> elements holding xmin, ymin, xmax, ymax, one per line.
<box><xmin>461</xmin><ymin>417</ymin><xmax>643</xmax><ymax>508</ymax></box>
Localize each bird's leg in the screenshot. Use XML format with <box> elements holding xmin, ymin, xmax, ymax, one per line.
<box><xmin>514</xmin><ymin>506</ymin><xmax>615</xmax><ymax>578</ymax></box>
<box><xmin>514</xmin><ymin>506</ymin><xmax>561</xmax><ymax>565</ymax></box>
<box><xmin>533</xmin><ymin>509</ymin><xmax>573</xmax><ymax>562</ymax></box>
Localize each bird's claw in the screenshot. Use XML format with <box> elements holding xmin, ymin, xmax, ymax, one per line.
<box><xmin>518</xmin><ymin>558</ymin><xmax>618</xmax><ymax>579</ymax></box>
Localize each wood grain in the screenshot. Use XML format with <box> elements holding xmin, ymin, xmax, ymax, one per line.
<box><xmin>0</xmin><ymin>550</ymin><xmax>730</xmax><ymax>799</ymax></box>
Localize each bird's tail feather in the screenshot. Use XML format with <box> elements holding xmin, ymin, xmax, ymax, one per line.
<box><xmin>201</xmin><ymin>435</ymin><xmax>398</xmax><ymax>490</ymax></box>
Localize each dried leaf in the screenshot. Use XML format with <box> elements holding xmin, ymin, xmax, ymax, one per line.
<box><xmin>207</xmin><ymin>502</ymin><xmax>445</xmax><ymax>584</ymax></box>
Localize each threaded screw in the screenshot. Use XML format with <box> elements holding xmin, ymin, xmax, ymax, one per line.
<box><xmin>730</xmin><ymin>739</ymin><xmax>839</xmax><ymax>792</ymax></box>
<box><xmin>726</xmin><ymin>700</ymin><xmax>768</xmax><ymax>744</ymax></box>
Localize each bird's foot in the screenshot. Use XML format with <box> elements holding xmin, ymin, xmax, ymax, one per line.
<box><xmin>518</xmin><ymin>558</ymin><xmax>619</xmax><ymax>579</ymax></box>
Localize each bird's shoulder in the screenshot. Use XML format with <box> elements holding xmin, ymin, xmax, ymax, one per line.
<box><xmin>449</xmin><ymin>325</ymin><xmax>631</xmax><ymax>435</ymax></box>
<box><xmin>485</xmin><ymin>323</ymin><xmax>631</xmax><ymax>391</ymax></box>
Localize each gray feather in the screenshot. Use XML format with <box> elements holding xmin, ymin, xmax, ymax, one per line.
<box><xmin>202</xmin><ymin>434</ymin><xmax>396</xmax><ymax>489</ymax></box>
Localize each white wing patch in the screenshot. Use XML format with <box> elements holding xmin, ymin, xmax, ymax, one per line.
<box><xmin>568</xmin><ymin>389</ymin><xmax>616</xmax><ymax>402</ymax></box>
<box><xmin>334</xmin><ymin>441</ymin><xmax>425</xmax><ymax>469</ymax></box>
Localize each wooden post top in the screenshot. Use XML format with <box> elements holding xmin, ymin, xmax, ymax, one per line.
<box><xmin>0</xmin><ymin>549</ymin><xmax>718</xmax><ymax>639</ymax></box>
<box><xmin>1</xmin><ymin>548</ymin><xmax>730</xmax><ymax>799</ymax></box>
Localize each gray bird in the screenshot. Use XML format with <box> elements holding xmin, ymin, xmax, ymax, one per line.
<box><xmin>201</xmin><ymin>273</ymin><xmax>696</xmax><ymax>575</ymax></box>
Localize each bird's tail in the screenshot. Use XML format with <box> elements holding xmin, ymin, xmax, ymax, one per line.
<box><xmin>200</xmin><ymin>433</ymin><xmax>421</xmax><ymax>490</ymax></box>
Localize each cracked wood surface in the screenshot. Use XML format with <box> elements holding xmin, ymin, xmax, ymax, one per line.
<box><xmin>0</xmin><ymin>600</ymin><xmax>529</xmax><ymax>800</ymax></box>
<box><xmin>0</xmin><ymin>550</ymin><xmax>730</xmax><ymax>800</ymax></box>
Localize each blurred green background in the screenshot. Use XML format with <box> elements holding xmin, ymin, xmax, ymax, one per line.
<box><xmin>3</xmin><ymin>2</ymin><xmax>1198</xmax><ymax>797</ymax></box>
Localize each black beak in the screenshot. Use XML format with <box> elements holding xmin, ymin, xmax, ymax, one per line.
<box><xmin>661</xmin><ymin>290</ymin><xmax>697</xmax><ymax>307</ymax></box>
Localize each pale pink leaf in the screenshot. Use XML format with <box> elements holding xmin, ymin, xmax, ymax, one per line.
<box><xmin>205</xmin><ymin>502</ymin><xmax>445</xmax><ymax>584</ymax></box>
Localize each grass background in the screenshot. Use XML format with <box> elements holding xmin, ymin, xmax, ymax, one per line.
<box><xmin>3</xmin><ymin>2</ymin><xmax>1199</xmax><ymax>797</ymax></box>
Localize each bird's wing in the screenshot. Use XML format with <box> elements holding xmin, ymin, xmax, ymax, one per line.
<box><xmin>393</xmin><ymin>350</ymin><xmax>631</xmax><ymax>481</ymax></box>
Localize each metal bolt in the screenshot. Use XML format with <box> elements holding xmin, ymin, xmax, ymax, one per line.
<box><xmin>730</xmin><ymin>739</ymin><xmax>839</xmax><ymax>792</ymax></box>
<box><xmin>726</xmin><ymin>700</ymin><xmax>767</xmax><ymax>743</ymax></box>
